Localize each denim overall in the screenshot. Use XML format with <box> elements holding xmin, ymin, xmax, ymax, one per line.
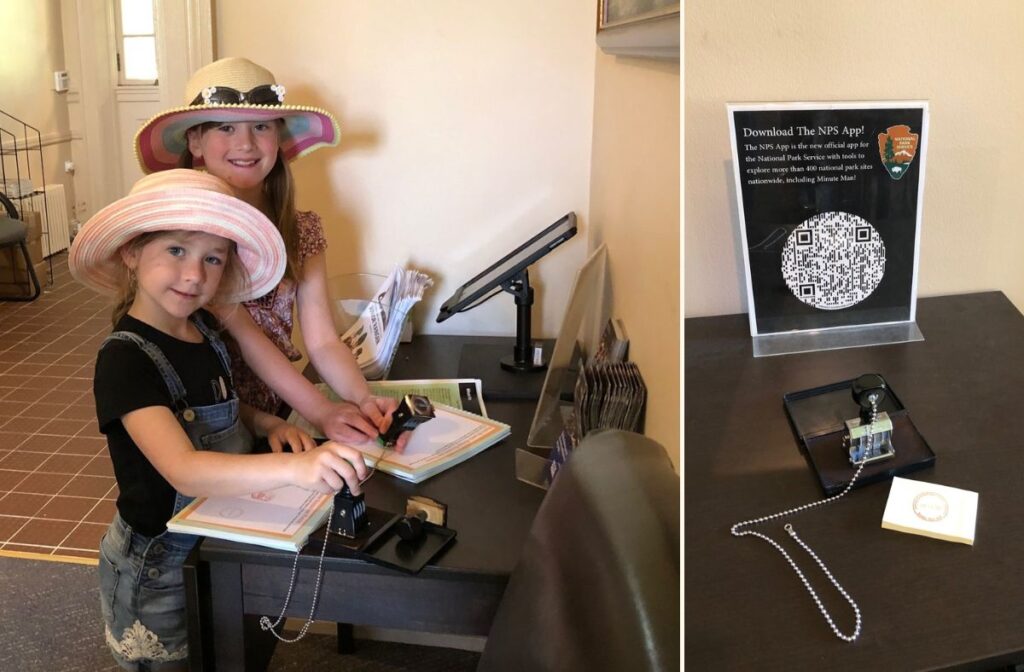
<box><xmin>98</xmin><ymin>317</ymin><xmax>251</xmax><ymax>671</ymax></box>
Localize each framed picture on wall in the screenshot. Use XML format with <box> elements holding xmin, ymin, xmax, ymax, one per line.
<box><xmin>596</xmin><ymin>0</ymin><xmax>679</xmax><ymax>59</ymax></box>
<box><xmin>727</xmin><ymin>101</ymin><xmax>930</xmax><ymax>357</ymax></box>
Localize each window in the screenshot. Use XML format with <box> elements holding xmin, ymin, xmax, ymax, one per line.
<box><xmin>115</xmin><ymin>0</ymin><xmax>158</xmax><ymax>85</ymax></box>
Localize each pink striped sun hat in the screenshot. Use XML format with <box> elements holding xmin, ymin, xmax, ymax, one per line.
<box><xmin>134</xmin><ymin>57</ymin><xmax>339</xmax><ymax>174</ymax></box>
<box><xmin>69</xmin><ymin>169</ymin><xmax>286</xmax><ymax>304</ymax></box>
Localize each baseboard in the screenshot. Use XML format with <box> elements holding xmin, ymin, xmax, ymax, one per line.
<box><xmin>282</xmin><ymin>618</ymin><xmax>487</xmax><ymax>652</ymax></box>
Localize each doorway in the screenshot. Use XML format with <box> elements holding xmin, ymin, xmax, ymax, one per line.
<box><xmin>61</xmin><ymin>0</ymin><xmax>212</xmax><ymax>219</ymax></box>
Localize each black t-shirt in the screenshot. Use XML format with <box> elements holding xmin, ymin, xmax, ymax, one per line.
<box><xmin>94</xmin><ymin>311</ymin><xmax>232</xmax><ymax>537</ymax></box>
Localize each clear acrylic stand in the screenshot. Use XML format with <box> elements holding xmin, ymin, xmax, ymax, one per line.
<box><xmin>515</xmin><ymin>246</ymin><xmax>610</xmax><ymax>491</ymax></box>
<box><xmin>515</xmin><ymin>446</ymin><xmax>555</xmax><ymax>491</ymax></box>
<box><xmin>753</xmin><ymin>321</ymin><xmax>924</xmax><ymax>358</ymax></box>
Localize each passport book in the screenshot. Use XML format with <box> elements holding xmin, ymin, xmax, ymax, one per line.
<box><xmin>167</xmin><ymin>485</ymin><xmax>332</xmax><ymax>551</ymax></box>
<box><xmin>289</xmin><ymin>384</ymin><xmax>511</xmax><ymax>484</ymax></box>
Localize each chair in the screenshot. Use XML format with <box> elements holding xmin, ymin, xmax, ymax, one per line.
<box><xmin>477</xmin><ymin>429</ymin><xmax>680</xmax><ymax>672</ymax></box>
<box><xmin>0</xmin><ymin>191</ymin><xmax>41</xmax><ymax>301</ymax></box>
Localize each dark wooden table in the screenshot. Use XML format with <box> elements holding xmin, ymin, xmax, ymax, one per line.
<box><xmin>685</xmin><ymin>292</ymin><xmax>1024</xmax><ymax>671</ymax></box>
<box><xmin>184</xmin><ymin>336</ymin><xmax>545</xmax><ymax>672</ymax></box>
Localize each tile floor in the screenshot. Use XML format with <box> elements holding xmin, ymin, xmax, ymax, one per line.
<box><xmin>0</xmin><ymin>253</ymin><xmax>115</xmax><ymax>563</ymax></box>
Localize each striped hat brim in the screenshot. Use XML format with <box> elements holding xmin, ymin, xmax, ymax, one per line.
<box><xmin>69</xmin><ymin>170</ymin><xmax>286</xmax><ymax>304</ymax></box>
<box><xmin>134</xmin><ymin>104</ymin><xmax>339</xmax><ymax>174</ymax></box>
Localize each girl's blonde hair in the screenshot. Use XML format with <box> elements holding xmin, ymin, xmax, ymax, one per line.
<box><xmin>180</xmin><ymin>120</ymin><xmax>301</xmax><ymax>284</ymax></box>
<box><xmin>110</xmin><ymin>232</ymin><xmax>250</xmax><ymax>326</ymax></box>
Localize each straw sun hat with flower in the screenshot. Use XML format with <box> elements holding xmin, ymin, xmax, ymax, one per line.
<box><xmin>134</xmin><ymin>57</ymin><xmax>340</xmax><ymax>174</ymax></box>
<box><xmin>69</xmin><ymin>169</ymin><xmax>287</xmax><ymax>304</ymax></box>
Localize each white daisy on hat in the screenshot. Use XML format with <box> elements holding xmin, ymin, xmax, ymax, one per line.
<box><xmin>134</xmin><ymin>57</ymin><xmax>339</xmax><ymax>174</ymax></box>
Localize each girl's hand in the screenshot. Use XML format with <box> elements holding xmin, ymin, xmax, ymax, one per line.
<box><xmin>320</xmin><ymin>401</ymin><xmax>380</xmax><ymax>445</ymax></box>
<box><xmin>358</xmin><ymin>395</ymin><xmax>398</xmax><ymax>427</ymax></box>
<box><xmin>266</xmin><ymin>421</ymin><xmax>317</xmax><ymax>453</ymax></box>
<box><xmin>360</xmin><ymin>395</ymin><xmax>412</xmax><ymax>453</ymax></box>
<box><xmin>293</xmin><ymin>440</ymin><xmax>369</xmax><ymax>494</ymax></box>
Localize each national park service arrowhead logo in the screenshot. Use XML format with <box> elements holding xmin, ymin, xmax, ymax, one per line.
<box><xmin>878</xmin><ymin>125</ymin><xmax>919</xmax><ymax>180</ymax></box>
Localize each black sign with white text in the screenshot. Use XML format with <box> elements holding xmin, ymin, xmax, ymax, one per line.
<box><xmin>729</xmin><ymin>103</ymin><xmax>927</xmax><ymax>335</ymax></box>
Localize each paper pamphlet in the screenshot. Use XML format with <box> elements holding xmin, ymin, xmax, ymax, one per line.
<box><xmin>370</xmin><ymin>379</ymin><xmax>486</xmax><ymax>417</ymax></box>
<box><xmin>339</xmin><ymin>267</ymin><xmax>432</xmax><ymax>379</ymax></box>
<box><xmin>166</xmin><ymin>485</ymin><xmax>332</xmax><ymax>551</ymax></box>
<box><xmin>341</xmin><ymin>299</ymin><xmax>387</xmax><ymax>372</ymax></box>
<box><xmin>591</xmin><ymin>317</ymin><xmax>629</xmax><ymax>364</ymax></box>
<box><xmin>881</xmin><ymin>477</ymin><xmax>979</xmax><ymax>546</ymax></box>
<box><xmin>304</xmin><ymin>379</ymin><xmax>486</xmax><ymax>417</ymax></box>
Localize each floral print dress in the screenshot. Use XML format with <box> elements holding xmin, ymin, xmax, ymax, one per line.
<box><xmin>227</xmin><ymin>210</ymin><xmax>327</xmax><ymax>415</ymax></box>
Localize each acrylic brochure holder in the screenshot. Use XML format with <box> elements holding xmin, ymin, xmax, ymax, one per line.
<box><xmin>517</xmin><ymin>244</ymin><xmax>609</xmax><ymax>490</ymax></box>
<box><xmin>784</xmin><ymin>377</ymin><xmax>935</xmax><ymax>496</ymax></box>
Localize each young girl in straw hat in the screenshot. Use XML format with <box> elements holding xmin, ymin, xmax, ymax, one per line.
<box><xmin>135</xmin><ymin>57</ymin><xmax>408</xmax><ymax>450</ymax></box>
<box><xmin>69</xmin><ymin>169</ymin><xmax>369</xmax><ymax>670</ymax></box>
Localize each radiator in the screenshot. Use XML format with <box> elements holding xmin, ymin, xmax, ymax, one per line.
<box><xmin>20</xmin><ymin>185</ymin><xmax>70</xmax><ymax>257</ymax></box>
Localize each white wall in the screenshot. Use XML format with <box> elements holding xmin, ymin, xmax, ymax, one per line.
<box><xmin>216</xmin><ymin>0</ymin><xmax>597</xmax><ymax>338</ymax></box>
<box><xmin>686</xmin><ymin>0</ymin><xmax>1024</xmax><ymax>318</ymax></box>
<box><xmin>590</xmin><ymin>51</ymin><xmax>680</xmax><ymax>468</ymax></box>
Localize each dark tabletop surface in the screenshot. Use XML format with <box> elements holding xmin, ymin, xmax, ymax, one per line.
<box><xmin>200</xmin><ymin>335</ymin><xmax>546</xmax><ymax>580</ymax></box>
<box><xmin>685</xmin><ymin>292</ymin><xmax>1024</xmax><ymax>671</ymax></box>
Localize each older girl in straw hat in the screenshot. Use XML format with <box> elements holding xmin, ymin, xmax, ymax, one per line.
<box><xmin>69</xmin><ymin>169</ymin><xmax>369</xmax><ymax>670</ymax></box>
<box><xmin>135</xmin><ymin>57</ymin><xmax>407</xmax><ymax>450</ymax></box>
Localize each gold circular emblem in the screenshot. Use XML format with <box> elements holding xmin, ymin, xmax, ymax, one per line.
<box><xmin>912</xmin><ymin>491</ymin><xmax>948</xmax><ymax>522</ymax></box>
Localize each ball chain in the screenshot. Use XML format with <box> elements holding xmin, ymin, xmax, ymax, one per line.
<box><xmin>731</xmin><ymin>459</ymin><xmax>867</xmax><ymax>642</ymax></box>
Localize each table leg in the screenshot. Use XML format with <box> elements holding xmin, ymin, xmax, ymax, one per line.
<box><xmin>336</xmin><ymin>622</ymin><xmax>356</xmax><ymax>653</ymax></box>
<box><xmin>209</xmin><ymin>560</ymin><xmax>277</xmax><ymax>672</ymax></box>
<box><xmin>183</xmin><ymin>546</ymin><xmax>212</xmax><ymax>672</ymax></box>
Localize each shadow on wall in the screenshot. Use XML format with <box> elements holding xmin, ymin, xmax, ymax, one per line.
<box><xmin>287</xmin><ymin>84</ymin><xmax>374</xmax><ymax>275</ymax></box>
<box><xmin>284</xmin><ymin>87</ymin><xmax>444</xmax><ymax>339</ymax></box>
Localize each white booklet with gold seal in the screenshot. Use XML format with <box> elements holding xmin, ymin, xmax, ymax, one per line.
<box><xmin>881</xmin><ymin>477</ymin><xmax>978</xmax><ymax>545</ymax></box>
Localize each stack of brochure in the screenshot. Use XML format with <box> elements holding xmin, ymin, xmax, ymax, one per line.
<box><xmin>574</xmin><ymin>362</ymin><xmax>647</xmax><ymax>437</ymax></box>
<box><xmin>591</xmin><ymin>318</ymin><xmax>629</xmax><ymax>364</ymax></box>
<box><xmin>339</xmin><ymin>267</ymin><xmax>432</xmax><ymax>380</ymax></box>
<box><xmin>549</xmin><ymin>319</ymin><xmax>645</xmax><ymax>482</ymax></box>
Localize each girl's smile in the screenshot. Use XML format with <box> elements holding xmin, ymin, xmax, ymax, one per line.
<box><xmin>169</xmin><ymin>287</ymin><xmax>201</xmax><ymax>300</ymax></box>
<box><xmin>187</xmin><ymin>121</ymin><xmax>282</xmax><ymax>207</ymax></box>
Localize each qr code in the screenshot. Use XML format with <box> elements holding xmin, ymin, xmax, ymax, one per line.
<box><xmin>780</xmin><ymin>211</ymin><xmax>886</xmax><ymax>310</ymax></box>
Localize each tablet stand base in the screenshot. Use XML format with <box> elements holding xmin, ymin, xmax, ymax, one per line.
<box><xmin>501</xmin><ymin>353</ymin><xmax>548</xmax><ymax>373</ymax></box>
<box><xmin>458</xmin><ymin>340</ymin><xmax>553</xmax><ymax>401</ymax></box>
<box><xmin>499</xmin><ymin>267</ymin><xmax>547</xmax><ymax>372</ymax></box>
